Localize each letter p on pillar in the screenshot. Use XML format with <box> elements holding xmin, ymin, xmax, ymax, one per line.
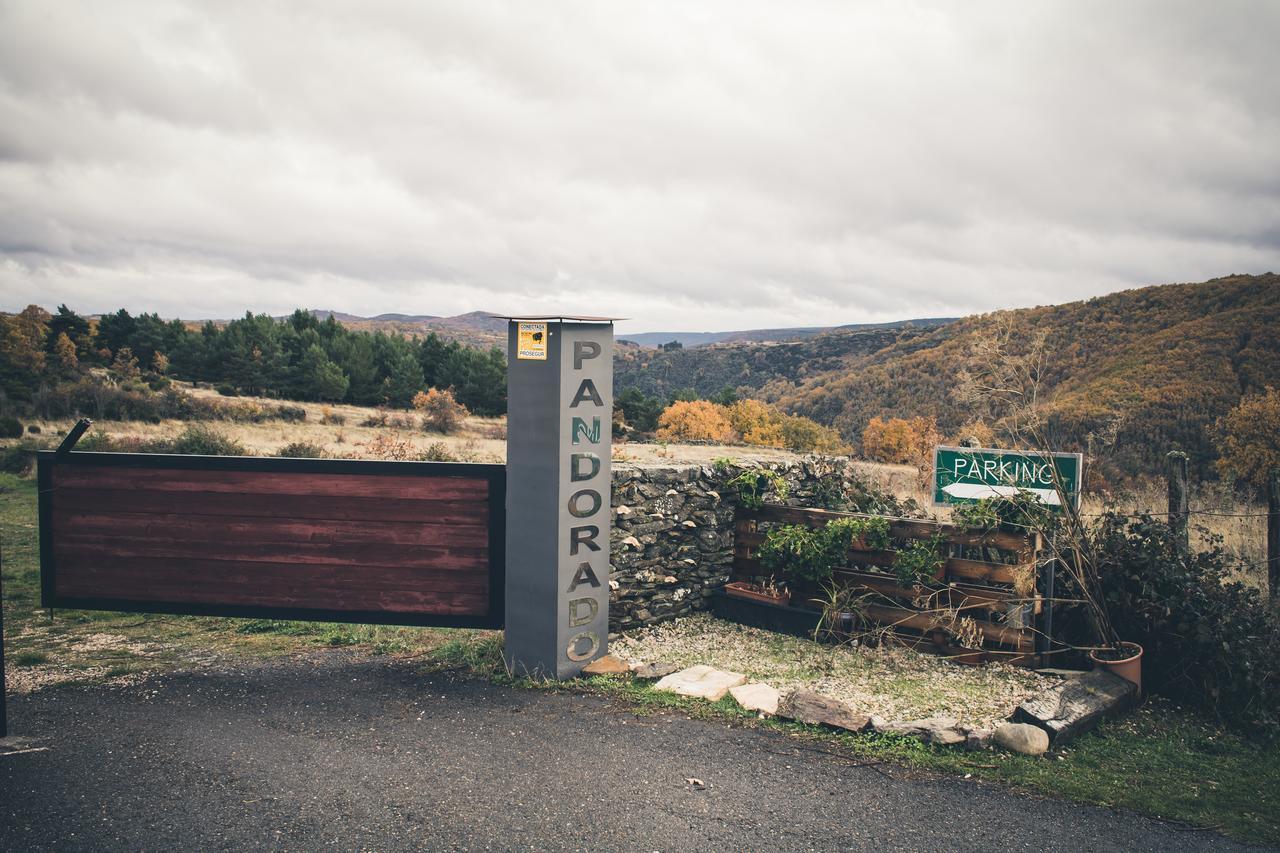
<box><xmin>574</xmin><ymin>340</ymin><xmax>601</xmax><ymax>369</ymax></box>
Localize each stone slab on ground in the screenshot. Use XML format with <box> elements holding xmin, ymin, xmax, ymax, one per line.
<box><xmin>778</xmin><ymin>690</ymin><xmax>870</xmax><ymax>733</ymax></box>
<box><xmin>873</xmin><ymin>716</ymin><xmax>967</xmax><ymax>746</ymax></box>
<box><xmin>631</xmin><ymin>661</ymin><xmax>680</xmax><ymax>680</ymax></box>
<box><xmin>729</xmin><ymin>682</ymin><xmax>780</xmax><ymax>716</ymax></box>
<box><xmin>1013</xmin><ymin>669</ymin><xmax>1138</xmax><ymax>744</ymax></box>
<box><xmin>654</xmin><ymin>665</ymin><xmax>747</xmax><ymax>701</ymax></box>
<box><xmin>994</xmin><ymin>722</ymin><xmax>1049</xmax><ymax>756</ymax></box>
<box><xmin>581</xmin><ymin>655</ymin><xmax>631</xmax><ymax>676</ymax></box>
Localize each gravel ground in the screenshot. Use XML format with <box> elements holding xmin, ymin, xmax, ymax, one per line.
<box><xmin>613</xmin><ymin>613</ymin><xmax>1056</xmax><ymax>728</ymax></box>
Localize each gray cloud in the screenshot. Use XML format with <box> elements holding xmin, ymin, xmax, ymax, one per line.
<box><xmin>1</xmin><ymin>0</ymin><xmax>1277</xmax><ymax>333</ymax></box>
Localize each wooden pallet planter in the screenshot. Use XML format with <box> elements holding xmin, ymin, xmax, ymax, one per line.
<box><xmin>728</xmin><ymin>504</ymin><xmax>1047</xmax><ymax>666</ymax></box>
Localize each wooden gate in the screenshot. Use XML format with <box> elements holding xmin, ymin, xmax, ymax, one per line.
<box><xmin>38</xmin><ymin>449</ymin><xmax>505</xmax><ymax>629</ymax></box>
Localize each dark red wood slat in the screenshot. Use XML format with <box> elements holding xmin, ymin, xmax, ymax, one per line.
<box><xmin>54</xmin><ymin>536</ymin><xmax>488</xmax><ymax>572</ymax></box>
<box><xmin>54</xmin><ymin>488</ymin><xmax>489</xmax><ymax>525</ymax></box>
<box><xmin>54</xmin><ymin>466</ymin><xmax>491</xmax><ymax>501</ymax></box>
<box><xmin>55</xmin><ymin>557</ymin><xmax>489</xmax><ymax>614</ymax></box>
<box><xmin>53</xmin><ymin>510</ymin><xmax>482</xmax><ymax>547</ymax></box>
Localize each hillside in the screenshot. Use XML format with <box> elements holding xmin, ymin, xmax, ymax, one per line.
<box><xmin>768</xmin><ymin>274</ymin><xmax>1280</xmax><ymax>481</ymax></box>
<box><xmin>614</xmin><ymin>325</ymin><xmax>940</xmax><ymax>401</ymax></box>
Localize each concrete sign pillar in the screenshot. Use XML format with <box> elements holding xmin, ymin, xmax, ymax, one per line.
<box><xmin>503</xmin><ymin>316</ymin><xmax>616</xmax><ymax>678</ymax></box>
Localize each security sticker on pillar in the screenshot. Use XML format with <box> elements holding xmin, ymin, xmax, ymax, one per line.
<box><xmin>560</xmin><ymin>328</ymin><xmax>612</xmax><ymax>670</ymax></box>
<box><xmin>517</xmin><ymin>322</ymin><xmax>548</xmax><ymax>360</ymax></box>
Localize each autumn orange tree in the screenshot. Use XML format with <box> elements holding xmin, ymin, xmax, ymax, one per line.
<box><xmin>1216</xmin><ymin>387</ymin><xmax>1280</xmax><ymax>491</ymax></box>
<box><xmin>655</xmin><ymin>400</ymin><xmax>736</xmax><ymax>442</ymax></box>
<box><xmin>861</xmin><ymin>415</ymin><xmax>941</xmax><ymax>467</ymax></box>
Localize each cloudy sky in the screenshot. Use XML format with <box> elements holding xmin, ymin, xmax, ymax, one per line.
<box><xmin>1</xmin><ymin>1</ymin><xmax>1277</xmax><ymax>334</ymax></box>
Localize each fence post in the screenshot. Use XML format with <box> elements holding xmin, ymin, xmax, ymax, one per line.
<box><xmin>1166</xmin><ymin>451</ymin><xmax>1189</xmax><ymax>553</ymax></box>
<box><xmin>1</xmin><ymin>537</ymin><xmax>7</xmax><ymax>738</ymax></box>
<box><xmin>1268</xmin><ymin>467</ymin><xmax>1280</xmax><ymax>609</ymax></box>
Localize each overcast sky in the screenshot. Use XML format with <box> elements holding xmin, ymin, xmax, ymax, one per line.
<box><xmin>2</xmin><ymin>1</ymin><xmax>1278</xmax><ymax>334</ymax></box>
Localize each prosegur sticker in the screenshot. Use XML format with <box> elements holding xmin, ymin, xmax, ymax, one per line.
<box><xmin>517</xmin><ymin>322</ymin><xmax>548</xmax><ymax>360</ymax></box>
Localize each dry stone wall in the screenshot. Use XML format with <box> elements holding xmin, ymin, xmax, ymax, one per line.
<box><xmin>608</xmin><ymin>455</ymin><xmax>861</xmax><ymax>635</ymax></box>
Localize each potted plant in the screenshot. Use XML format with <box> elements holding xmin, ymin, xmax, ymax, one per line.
<box><xmin>724</xmin><ymin>576</ymin><xmax>792</xmax><ymax>606</ymax></box>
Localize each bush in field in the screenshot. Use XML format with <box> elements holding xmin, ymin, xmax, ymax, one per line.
<box><xmin>0</xmin><ymin>416</ymin><xmax>22</xmax><ymax>438</ymax></box>
<box><xmin>778</xmin><ymin>414</ymin><xmax>850</xmax><ymax>455</ymax></box>
<box><xmin>1093</xmin><ymin>512</ymin><xmax>1280</xmax><ymax>736</ymax></box>
<box><xmin>276</xmin><ymin>441</ymin><xmax>326</xmax><ymax>458</ymax></box>
<box><xmin>414</xmin><ymin>388</ymin><xmax>469</xmax><ymax>435</ymax></box>
<box><xmin>655</xmin><ymin>400</ymin><xmax>736</xmax><ymax>443</ymax></box>
<box><xmin>861</xmin><ymin>415</ymin><xmax>941</xmax><ymax>466</ymax></box>
<box><xmin>159</xmin><ymin>424</ymin><xmax>248</xmax><ymax>456</ymax></box>
<box><xmin>360</xmin><ymin>432</ymin><xmax>417</xmax><ymax>461</ymax></box>
<box><xmin>420</xmin><ymin>441</ymin><xmax>456</xmax><ymax>462</ymax></box>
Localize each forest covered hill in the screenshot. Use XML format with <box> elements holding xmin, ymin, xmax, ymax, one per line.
<box><xmin>616</xmin><ymin>274</ymin><xmax>1280</xmax><ymax>482</ymax></box>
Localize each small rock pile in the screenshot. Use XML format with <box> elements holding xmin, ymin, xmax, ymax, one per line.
<box><xmin>580</xmin><ymin>654</ymin><xmax>1138</xmax><ymax>757</ymax></box>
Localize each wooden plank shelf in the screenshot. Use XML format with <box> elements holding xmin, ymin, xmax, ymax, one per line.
<box><xmin>727</xmin><ymin>502</ymin><xmax>1046</xmax><ymax>665</ymax></box>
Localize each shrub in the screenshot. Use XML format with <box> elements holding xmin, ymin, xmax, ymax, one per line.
<box><xmin>319</xmin><ymin>406</ymin><xmax>346</xmax><ymax>426</ymax></box>
<box><xmin>1093</xmin><ymin>513</ymin><xmax>1280</xmax><ymax>736</ymax></box>
<box><xmin>276</xmin><ymin>441</ymin><xmax>325</xmax><ymax>458</ymax></box>
<box><xmin>274</xmin><ymin>405</ymin><xmax>307</xmax><ymax>423</ymax></box>
<box><xmin>158</xmin><ymin>424</ymin><xmax>248</xmax><ymax>456</ymax></box>
<box><xmin>26</xmin><ymin>424</ymin><xmax>40</xmax><ymax>434</ymax></box>
<box><xmin>0</xmin><ymin>442</ymin><xmax>38</xmax><ymax>475</ymax></box>
<box><xmin>361</xmin><ymin>410</ymin><xmax>389</xmax><ymax>428</ymax></box>
<box><xmin>360</xmin><ymin>432</ymin><xmax>417</xmax><ymax>461</ymax></box>
<box><xmin>413</xmin><ymin>388</ymin><xmax>469</xmax><ymax>434</ymax></box>
<box><xmin>420</xmin><ymin>442</ymin><xmax>456</xmax><ymax>462</ymax></box>
<box><xmin>655</xmin><ymin>400</ymin><xmax>735</xmax><ymax>443</ymax></box>
<box><xmin>216</xmin><ymin>384</ymin><xmax>238</xmax><ymax>396</ymax></box>
<box><xmin>726</xmin><ymin>466</ymin><xmax>789</xmax><ymax>509</ymax></box>
<box><xmin>0</xmin><ymin>416</ymin><xmax>23</xmax><ymax>438</ymax></box>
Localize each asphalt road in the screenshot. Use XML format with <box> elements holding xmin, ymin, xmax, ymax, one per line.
<box><xmin>0</xmin><ymin>653</ymin><xmax>1262</xmax><ymax>852</ymax></box>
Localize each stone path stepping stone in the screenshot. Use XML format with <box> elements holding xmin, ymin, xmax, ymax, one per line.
<box><xmin>631</xmin><ymin>661</ymin><xmax>680</xmax><ymax>680</ymax></box>
<box><xmin>873</xmin><ymin>716</ymin><xmax>967</xmax><ymax>746</ymax></box>
<box><xmin>729</xmin><ymin>682</ymin><xmax>780</xmax><ymax>716</ymax></box>
<box><xmin>581</xmin><ymin>655</ymin><xmax>631</xmax><ymax>676</ymax></box>
<box><xmin>653</xmin><ymin>665</ymin><xmax>747</xmax><ymax>701</ymax></box>
<box><xmin>1013</xmin><ymin>669</ymin><xmax>1137</xmax><ymax>744</ymax></box>
<box><xmin>993</xmin><ymin>722</ymin><xmax>1049</xmax><ymax>755</ymax></box>
<box><xmin>777</xmin><ymin>690</ymin><xmax>870</xmax><ymax>733</ymax></box>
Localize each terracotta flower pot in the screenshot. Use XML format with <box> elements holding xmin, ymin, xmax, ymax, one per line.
<box><xmin>1089</xmin><ymin>641</ymin><xmax>1143</xmax><ymax>693</ymax></box>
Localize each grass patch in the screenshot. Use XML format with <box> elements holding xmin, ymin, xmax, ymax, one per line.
<box><xmin>11</xmin><ymin>650</ymin><xmax>49</xmax><ymax>667</ymax></box>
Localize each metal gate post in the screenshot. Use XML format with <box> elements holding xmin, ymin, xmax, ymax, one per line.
<box><xmin>502</xmin><ymin>316</ymin><xmax>617</xmax><ymax>679</ymax></box>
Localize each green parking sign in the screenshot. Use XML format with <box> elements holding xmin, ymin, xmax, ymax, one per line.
<box><xmin>933</xmin><ymin>445</ymin><xmax>1082</xmax><ymax>510</ymax></box>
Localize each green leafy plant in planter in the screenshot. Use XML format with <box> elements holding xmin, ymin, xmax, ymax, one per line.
<box><xmin>891</xmin><ymin>533</ymin><xmax>947</xmax><ymax>587</ymax></box>
<box><xmin>727</xmin><ymin>466</ymin><xmax>789</xmax><ymax>509</ymax></box>
<box><xmin>758</xmin><ymin>516</ymin><xmax>891</xmax><ymax>583</ymax></box>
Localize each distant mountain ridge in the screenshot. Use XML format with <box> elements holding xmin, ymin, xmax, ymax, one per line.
<box><xmin>620</xmin><ymin>317</ymin><xmax>957</xmax><ymax>348</ymax></box>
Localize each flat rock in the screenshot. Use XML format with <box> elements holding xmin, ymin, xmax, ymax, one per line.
<box><xmin>729</xmin><ymin>682</ymin><xmax>780</xmax><ymax>716</ymax></box>
<box><xmin>631</xmin><ymin>661</ymin><xmax>679</xmax><ymax>680</ymax></box>
<box><xmin>654</xmin><ymin>665</ymin><xmax>747</xmax><ymax>701</ymax></box>
<box><xmin>1013</xmin><ymin>669</ymin><xmax>1137</xmax><ymax>744</ymax></box>
<box><xmin>778</xmin><ymin>690</ymin><xmax>870</xmax><ymax>733</ymax></box>
<box><xmin>581</xmin><ymin>655</ymin><xmax>631</xmax><ymax>676</ymax></box>
<box><xmin>874</xmin><ymin>716</ymin><xmax>967</xmax><ymax>746</ymax></box>
<box><xmin>993</xmin><ymin>722</ymin><xmax>1049</xmax><ymax>756</ymax></box>
<box><xmin>964</xmin><ymin>728</ymin><xmax>994</xmax><ymax>751</ymax></box>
